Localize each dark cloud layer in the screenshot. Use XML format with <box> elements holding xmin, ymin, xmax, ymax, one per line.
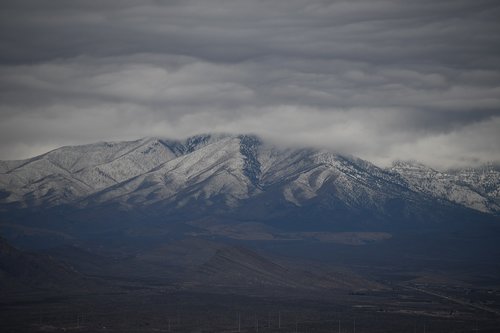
<box><xmin>0</xmin><ymin>0</ymin><xmax>499</xmax><ymax>168</ymax></box>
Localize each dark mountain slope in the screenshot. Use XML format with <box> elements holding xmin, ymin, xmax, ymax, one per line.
<box><xmin>0</xmin><ymin>237</ymin><xmax>86</xmax><ymax>293</ymax></box>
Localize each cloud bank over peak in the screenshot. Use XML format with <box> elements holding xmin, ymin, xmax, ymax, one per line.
<box><xmin>0</xmin><ymin>0</ymin><xmax>499</xmax><ymax>169</ymax></box>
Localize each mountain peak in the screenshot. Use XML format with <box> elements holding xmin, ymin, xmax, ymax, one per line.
<box><xmin>391</xmin><ymin>160</ymin><xmax>433</xmax><ymax>171</ymax></box>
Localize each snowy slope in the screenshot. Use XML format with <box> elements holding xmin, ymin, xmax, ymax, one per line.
<box><xmin>390</xmin><ymin>161</ymin><xmax>500</xmax><ymax>214</ymax></box>
<box><xmin>449</xmin><ymin>164</ymin><xmax>500</xmax><ymax>205</ymax></box>
<box><xmin>82</xmin><ymin>137</ymin><xmax>420</xmax><ymax>214</ymax></box>
<box><xmin>0</xmin><ymin>137</ymin><xmax>198</xmax><ymax>208</ymax></box>
<box><xmin>83</xmin><ymin>136</ymin><xmax>257</xmax><ymax>208</ymax></box>
<box><xmin>1</xmin><ymin>134</ymin><xmax>498</xmax><ymax>220</ymax></box>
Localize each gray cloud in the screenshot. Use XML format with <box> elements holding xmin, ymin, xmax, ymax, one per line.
<box><xmin>0</xmin><ymin>0</ymin><xmax>499</xmax><ymax>169</ymax></box>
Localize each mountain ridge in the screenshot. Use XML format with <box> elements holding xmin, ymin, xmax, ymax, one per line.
<box><xmin>0</xmin><ymin>134</ymin><xmax>498</xmax><ymax>226</ymax></box>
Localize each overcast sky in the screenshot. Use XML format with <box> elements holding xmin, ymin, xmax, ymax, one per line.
<box><xmin>1</xmin><ymin>0</ymin><xmax>499</xmax><ymax>169</ymax></box>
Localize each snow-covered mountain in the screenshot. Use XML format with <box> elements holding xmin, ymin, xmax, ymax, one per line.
<box><xmin>0</xmin><ymin>134</ymin><xmax>498</xmax><ymax>229</ymax></box>
<box><xmin>0</xmin><ymin>135</ymin><xmax>222</xmax><ymax>208</ymax></box>
<box><xmin>390</xmin><ymin>161</ymin><xmax>500</xmax><ymax>214</ymax></box>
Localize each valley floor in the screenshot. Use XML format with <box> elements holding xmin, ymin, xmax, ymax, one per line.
<box><xmin>1</xmin><ymin>281</ymin><xmax>500</xmax><ymax>333</ymax></box>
